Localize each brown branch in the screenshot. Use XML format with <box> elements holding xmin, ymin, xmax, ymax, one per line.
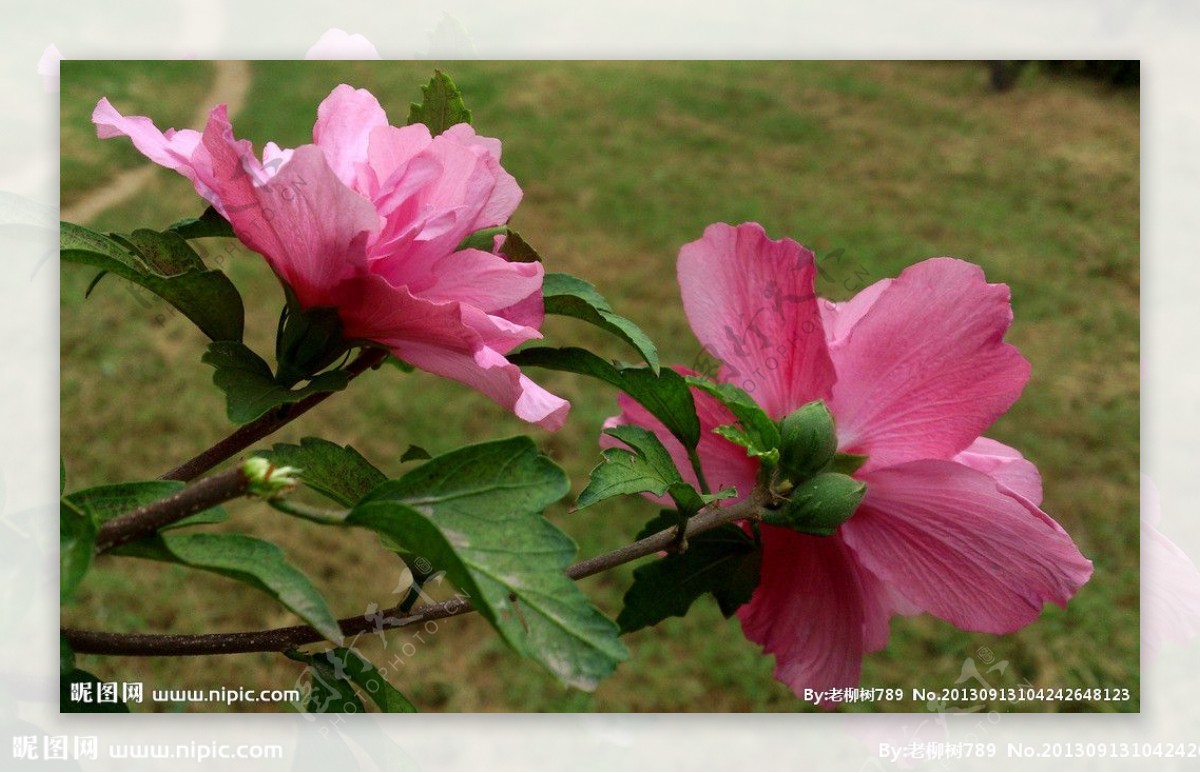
<box><xmin>62</xmin><ymin>491</ymin><xmax>768</xmax><ymax>657</ymax></box>
<box><xmin>93</xmin><ymin>467</ymin><xmax>250</xmax><ymax>555</ymax></box>
<box><xmin>160</xmin><ymin>347</ymin><xmax>389</xmax><ymax>482</ymax></box>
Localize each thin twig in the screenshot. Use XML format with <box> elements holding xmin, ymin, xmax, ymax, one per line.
<box><xmin>160</xmin><ymin>347</ymin><xmax>389</xmax><ymax>482</ymax></box>
<box><xmin>62</xmin><ymin>491</ymin><xmax>768</xmax><ymax>657</ymax></box>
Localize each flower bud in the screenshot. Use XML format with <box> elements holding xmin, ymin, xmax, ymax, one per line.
<box><xmin>777</xmin><ymin>400</ymin><xmax>838</xmax><ymax>484</ymax></box>
<box><xmin>763</xmin><ymin>472</ymin><xmax>866</xmax><ymax>537</ymax></box>
<box><xmin>242</xmin><ymin>457</ymin><xmax>302</xmax><ymax>499</ymax></box>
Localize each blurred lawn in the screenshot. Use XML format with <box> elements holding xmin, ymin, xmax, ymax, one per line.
<box><xmin>59</xmin><ymin>61</ymin><xmax>1139</xmax><ymax>712</ymax></box>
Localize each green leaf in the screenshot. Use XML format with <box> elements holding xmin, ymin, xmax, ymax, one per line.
<box><xmin>686</xmin><ymin>376</ymin><xmax>781</xmax><ymax>461</ymax></box>
<box><xmin>168</xmin><ymin>206</ymin><xmax>235</xmax><ymax>240</ymax></box>
<box><xmin>114</xmin><ymin>533</ymin><xmax>343</xmax><ymax>644</ymax></box>
<box><xmin>63</xmin><ymin>480</ymin><xmax>228</xmax><ymax>529</ymax></box>
<box><xmin>203</xmin><ymin>341</ymin><xmax>350</xmax><ymax>424</ymax></box>
<box><xmin>259</xmin><ymin>438</ymin><xmax>386</xmax><ymax>507</ymax></box>
<box><xmin>541</xmin><ymin>273</ymin><xmax>659</xmax><ymax>371</ymax></box>
<box><xmin>407</xmin><ymin>70</ymin><xmax>472</xmax><ymax>135</ymax></box>
<box><xmin>576</xmin><ymin>426</ymin><xmax>682</xmax><ymax>509</ymax></box>
<box><xmin>713</xmin><ymin>424</ymin><xmax>781</xmax><ymax>465</ymax></box>
<box><xmin>456</xmin><ymin>226</ymin><xmax>508</xmax><ymax>252</ymax></box>
<box><xmin>617</xmin><ymin>523</ymin><xmax>762</xmax><ymax>633</ymax></box>
<box><xmin>291</xmin><ymin>648</ymin><xmax>417</xmax><ymax>713</ymax></box>
<box><xmin>351</xmin><ymin>437</ymin><xmax>628</xmax><ymax>689</ymax></box>
<box><xmin>60</xmin><ymin>499</ymin><xmax>96</xmax><ymax>602</ymax></box>
<box><xmin>60</xmin><ymin>458</ymin><xmax>66</xmax><ymax>494</ymax></box>
<box><xmin>61</xmin><ymin>221</ymin><xmax>244</xmax><ymax>342</ymax></box>
<box><xmin>400</xmin><ymin>445</ymin><xmax>431</xmax><ymax>463</ymax></box>
<box><xmin>510</xmin><ymin>347</ymin><xmax>699</xmax><ymax>449</ymax></box>
<box><xmin>61</xmin><ymin>669</ymin><xmax>130</xmax><ymax>713</ymax></box>
<box><xmin>286</xmin><ymin>650</ymin><xmax>365</xmax><ymax>714</ymax></box>
<box><xmin>499</xmin><ymin>230</ymin><xmax>542</xmax><ymax>263</ymax></box>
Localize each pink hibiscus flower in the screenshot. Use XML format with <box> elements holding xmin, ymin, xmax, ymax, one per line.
<box><xmin>92</xmin><ymin>85</ymin><xmax>568</xmax><ymax>430</ymax></box>
<box><xmin>604</xmin><ymin>222</ymin><xmax>1093</xmax><ymax>700</ymax></box>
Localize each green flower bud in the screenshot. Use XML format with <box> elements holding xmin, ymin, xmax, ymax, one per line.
<box><xmin>242</xmin><ymin>457</ymin><xmax>302</xmax><ymax>499</ymax></box>
<box><xmin>777</xmin><ymin>400</ymin><xmax>838</xmax><ymax>484</ymax></box>
<box><xmin>763</xmin><ymin>472</ymin><xmax>866</xmax><ymax>537</ymax></box>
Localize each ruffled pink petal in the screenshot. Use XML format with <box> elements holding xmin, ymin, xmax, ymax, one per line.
<box><xmin>828</xmin><ymin>258</ymin><xmax>1031</xmax><ymax>471</ymax></box>
<box><xmin>953</xmin><ymin>436</ymin><xmax>1043</xmax><ymax>506</ymax></box>
<box><xmin>366</xmin><ymin>123</ymin><xmax>435</xmax><ymax>199</ymax></box>
<box><xmin>442</xmin><ymin>123</ymin><xmax>522</xmax><ymax>229</ymax></box>
<box><xmin>738</xmin><ymin>528</ymin><xmax>879</xmax><ymax>704</ymax></box>
<box><xmin>313</xmin><ymin>84</ymin><xmax>389</xmax><ymax>192</ymax></box>
<box><xmin>414</xmin><ymin>248</ymin><xmax>544</xmax><ymax>313</ymax></box>
<box><xmin>193</xmin><ymin>106</ymin><xmax>379</xmax><ymax>309</ymax></box>
<box><xmin>677</xmin><ymin>223</ymin><xmax>836</xmax><ymax>419</ymax></box>
<box><xmin>601</xmin><ymin>373</ymin><xmax>760</xmax><ymax>505</ymax></box>
<box><xmin>841</xmin><ymin>459</ymin><xmax>1093</xmax><ymax>634</ymax></box>
<box><xmin>392</xmin><ymin>338</ymin><xmax>569</xmax><ymax>431</ymax></box>
<box><xmin>333</xmin><ymin>273</ymin><xmax>567</xmax><ymax>430</ymax></box>
<box><xmin>92</xmin><ymin>98</ymin><xmax>208</xmax><ymax>200</ymax></box>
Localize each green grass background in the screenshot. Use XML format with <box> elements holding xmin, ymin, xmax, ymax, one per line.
<box><xmin>60</xmin><ymin>61</ymin><xmax>1139</xmax><ymax>712</ymax></box>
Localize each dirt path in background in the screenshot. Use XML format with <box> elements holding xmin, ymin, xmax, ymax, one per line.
<box><xmin>61</xmin><ymin>60</ymin><xmax>253</xmax><ymax>224</ymax></box>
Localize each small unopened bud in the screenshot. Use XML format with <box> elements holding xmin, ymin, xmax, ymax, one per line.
<box><xmin>242</xmin><ymin>457</ymin><xmax>302</xmax><ymax>499</ymax></box>
<box><xmin>777</xmin><ymin>401</ymin><xmax>838</xmax><ymax>484</ymax></box>
<box><xmin>763</xmin><ymin>472</ymin><xmax>866</xmax><ymax>537</ymax></box>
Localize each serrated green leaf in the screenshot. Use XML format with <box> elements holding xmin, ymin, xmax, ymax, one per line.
<box><xmin>351</xmin><ymin>437</ymin><xmax>628</xmax><ymax>690</ymax></box>
<box><xmin>541</xmin><ymin>273</ymin><xmax>659</xmax><ymax>372</ymax></box>
<box><xmin>686</xmin><ymin>376</ymin><xmax>781</xmax><ymax>461</ymax></box>
<box><xmin>168</xmin><ymin>206</ymin><xmax>235</xmax><ymax>240</ymax></box>
<box><xmin>292</xmin><ymin>648</ymin><xmax>417</xmax><ymax>713</ymax></box>
<box><xmin>60</xmin><ymin>499</ymin><xmax>96</xmax><ymax>602</ymax></box>
<box><xmin>617</xmin><ymin>523</ymin><xmax>762</xmax><ymax>633</ymax></box>
<box><xmin>407</xmin><ymin>70</ymin><xmax>472</xmax><ymax>135</ymax></box>
<box><xmin>63</xmin><ymin>480</ymin><xmax>228</xmax><ymax>530</ymax></box>
<box><xmin>509</xmin><ymin>347</ymin><xmax>699</xmax><ymax>449</ymax></box>
<box><xmin>203</xmin><ymin>341</ymin><xmax>350</xmax><ymax>424</ymax></box>
<box><xmin>114</xmin><ymin>533</ymin><xmax>343</xmax><ymax>644</ymax></box>
<box><xmin>61</xmin><ymin>668</ymin><xmax>130</xmax><ymax>713</ymax></box>
<box><xmin>258</xmin><ymin>438</ymin><xmax>386</xmax><ymax>507</ymax></box>
<box><xmin>286</xmin><ymin>650</ymin><xmax>366</xmax><ymax>714</ymax></box>
<box><xmin>576</xmin><ymin>426</ymin><xmax>682</xmax><ymax>509</ymax></box>
<box><xmin>713</xmin><ymin>424</ymin><xmax>781</xmax><ymax>464</ymax></box>
<box><xmin>61</xmin><ymin>221</ymin><xmax>244</xmax><ymax>342</ymax></box>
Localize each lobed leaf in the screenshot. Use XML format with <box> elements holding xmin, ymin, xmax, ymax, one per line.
<box><xmin>407</xmin><ymin>70</ymin><xmax>472</xmax><ymax>135</ymax></box>
<box><xmin>203</xmin><ymin>341</ymin><xmax>349</xmax><ymax>424</ymax></box>
<box><xmin>259</xmin><ymin>437</ymin><xmax>386</xmax><ymax>507</ymax></box>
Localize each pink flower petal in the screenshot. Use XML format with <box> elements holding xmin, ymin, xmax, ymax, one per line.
<box><xmin>193</xmin><ymin>106</ymin><xmax>380</xmax><ymax>309</ymax></box>
<box><xmin>602</xmin><ymin>373</ymin><xmax>760</xmax><ymax>505</ymax></box>
<box><xmin>92</xmin><ymin>98</ymin><xmax>206</xmax><ymax>197</ymax></box>
<box><xmin>828</xmin><ymin>258</ymin><xmax>1031</xmax><ymax>470</ymax></box>
<box><xmin>818</xmin><ymin>277</ymin><xmax>892</xmax><ymax>347</ymax></box>
<box><xmin>416</xmin><ymin>248</ymin><xmax>544</xmax><ymax>313</ymax></box>
<box><xmin>313</xmin><ymin>84</ymin><xmax>389</xmax><ymax>191</ymax></box>
<box><xmin>677</xmin><ymin>223</ymin><xmax>836</xmax><ymax>418</ymax></box>
<box><xmin>841</xmin><ymin>459</ymin><xmax>1093</xmax><ymax>634</ymax></box>
<box><xmin>953</xmin><ymin>436</ymin><xmax>1043</xmax><ymax>506</ymax></box>
<box><xmin>738</xmin><ymin>528</ymin><xmax>878</xmax><ymax>703</ymax></box>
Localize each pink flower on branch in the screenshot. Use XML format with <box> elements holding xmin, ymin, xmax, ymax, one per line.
<box><xmin>92</xmin><ymin>85</ymin><xmax>568</xmax><ymax>430</ymax></box>
<box><xmin>605</xmin><ymin>222</ymin><xmax>1092</xmax><ymax>702</ymax></box>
